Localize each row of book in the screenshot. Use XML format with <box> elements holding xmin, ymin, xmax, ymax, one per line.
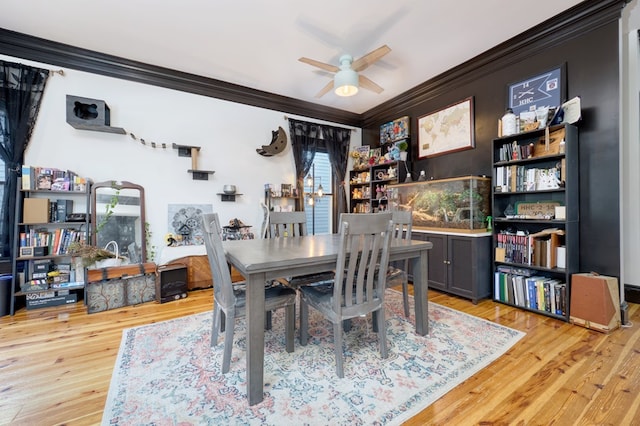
<box><xmin>494</xmin><ymin>164</ymin><xmax>563</xmax><ymax>193</ymax></box>
<box><xmin>496</xmin><ymin>141</ymin><xmax>535</xmax><ymax>162</ymax></box>
<box><xmin>495</xmin><ymin>228</ymin><xmax>566</xmax><ymax>269</ymax></box>
<box><xmin>21</xmin><ymin>165</ymin><xmax>89</xmax><ymax>192</ymax></box>
<box><xmin>20</xmin><ymin>227</ymin><xmax>86</xmax><ymax>256</ymax></box>
<box><xmin>494</xmin><ymin>267</ymin><xmax>567</xmax><ymax>316</ymax></box>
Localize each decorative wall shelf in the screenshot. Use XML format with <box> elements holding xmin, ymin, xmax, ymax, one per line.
<box><xmin>217</xmin><ymin>193</ymin><xmax>243</xmax><ymax>202</ymax></box>
<box><xmin>173</xmin><ymin>143</ymin><xmax>215</xmax><ymax>180</ymax></box>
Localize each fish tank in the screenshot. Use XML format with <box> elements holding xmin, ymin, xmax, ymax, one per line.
<box><xmin>387</xmin><ymin>176</ymin><xmax>491</xmax><ymax>232</ymax></box>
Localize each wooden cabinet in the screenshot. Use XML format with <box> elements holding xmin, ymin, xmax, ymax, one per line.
<box><xmin>491</xmin><ymin>124</ymin><xmax>578</xmax><ymax>321</ymax></box>
<box><xmin>412</xmin><ymin>231</ymin><xmax>492</xmax><ymax>304</ymax></box>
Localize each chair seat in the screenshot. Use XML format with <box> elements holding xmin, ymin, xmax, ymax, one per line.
<box><xmin>231</xmin><ymin>283</ymin><xmax>297</xmax><ymax>310</ymax></box>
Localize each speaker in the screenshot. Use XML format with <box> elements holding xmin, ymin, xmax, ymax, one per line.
<box><xmin>570</xmin><ymin>273</ymin><xmax>621</xmax><ymax>333</ymax></box>
<box><xmin>156</xmin><ymin>264</ymin><xmax>188</xmax><ymax>303</ymax></box>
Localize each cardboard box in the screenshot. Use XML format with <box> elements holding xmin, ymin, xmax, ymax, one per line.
<box><xmin>570</xmin><ymin>273</ymin><xmax>621</xmax><ymax>333</ymax></box>
<box><xmin>23</xmin><ymin>198</ymin><xmax>49</xmax><ymax>223</ymax></box>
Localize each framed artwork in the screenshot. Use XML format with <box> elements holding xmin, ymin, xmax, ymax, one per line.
<box><xmin>380</xmin><ymin>116</ymin><xmax>409</xmax><ymax>145</ymax></box>
<box><xmin>507</xmin><ymin>64</ymin><xmax>566</xmax><ymax>117</ymax></box>
<box><xmin>418</xmin><ymin>97</ymin><xmax>475</xmax><ymax>159</ymax></box>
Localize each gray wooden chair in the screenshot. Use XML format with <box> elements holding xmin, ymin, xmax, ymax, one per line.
<box><xmin>267</xmin><ymin>211</ymin><xmax>307</xmax><ymax>238</ymax></box>
<box><xmin>299</xmin><ymin>212</ymin><xmax>394</xmax><ymax>378</ymax></box>
<box><xmin>201</xmin><ymin>212</ymin><xmax>296</xmax><ymax>373</ymax></box>
<box><xmin>387</xmin><ymin>209</ymin><xmax>413</xmax><ymax>317</ymax></box>
<box><xmin>267</xmin><ymin>211</ymin><xmax>334</xmax><ymax>288</ymax></box>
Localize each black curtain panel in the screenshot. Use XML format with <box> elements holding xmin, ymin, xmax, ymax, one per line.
<box><xmin>0</xmin><ymin>61</ymin><xmax>50</xmax><ymax>258</ymax></box>
<box><xmin>288</xmin><ymin>118</ymin><xmax>321</xmax><ymax>207</ymax></box>
<box><xmin>321</xmin><ymin>126</ymin><xmax>351</xmax><ymax>218</ymax></box>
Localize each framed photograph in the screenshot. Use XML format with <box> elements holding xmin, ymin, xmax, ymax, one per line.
<box><xmin>418</xmin><ymin>97</ymin><xmax>474</xmax><ymax>159</ymax></box>
<box><xmin>507</xmin><ymin>64</ymin><xmax>566</xmax><ymax>117</ymax></box>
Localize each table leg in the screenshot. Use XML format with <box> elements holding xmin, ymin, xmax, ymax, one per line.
<box><xmin>412</xmin><ymin>249</ymin><xmax>429</xmax><ymax>336</ymax></box>
<box><xmin>246</xmin><ymin>272</ymin><xmax>266</xmax><ymax>405</ymax></box>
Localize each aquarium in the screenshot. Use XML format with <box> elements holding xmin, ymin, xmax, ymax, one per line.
<box><xmin>387</xmin><ymin>176</ymin><xmax>491</xmax><ymax>232</ymax></box>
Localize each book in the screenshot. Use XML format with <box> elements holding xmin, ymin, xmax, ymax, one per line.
<box><xmin>56</xmin><ymin>199</ymin><xmax>73</xmax><ymax>222</ymax></box>
<box><xmin>36</xmin><ymin>169</ymin><xmax>53</xmax><ymax>190</ymax></box>
<box><xmin>21</xmin><ymin>165</ymin><xmax>34</xmax><ymax>190</ymax></box>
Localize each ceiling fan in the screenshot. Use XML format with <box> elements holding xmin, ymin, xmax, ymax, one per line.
<box><xmin>299</xmin><ymin>45</ymin><xmax>391</xmax><ymax>98</ymax></box>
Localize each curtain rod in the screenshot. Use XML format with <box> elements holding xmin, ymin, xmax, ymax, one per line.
<box><xmin>283</xmin><ymin>115</ymin><xmax>357</xmax><ymax>132</ymax></box>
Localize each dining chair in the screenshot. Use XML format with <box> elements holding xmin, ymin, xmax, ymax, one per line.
<box><xmin>267</xmin><ymin>211</ymin><xmax>334</xmax><ymax>288</ymax></box>
<box><xmin>201</xmin><ymin>212</ymin><xmax>296</xmax><ymax>374</ymax></box>
<box><xmin>387</xmin><ymin>209</ymin><xmax>413</xmax><ymax>317</ymax></box>
<box><xmin>299</xmin><ymin>212</ymin><xmax>394</xmax><ymax>378</ymax></box>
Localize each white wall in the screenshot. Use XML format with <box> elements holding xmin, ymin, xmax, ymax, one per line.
<box><xmin>1</xmin><ymin>54</ymin><xmax>361</xmax><ymax>260</ymax></box>
<box><xmin>621</xmin><ymin>1</ymin><xmax>640</xmax><ymax>288</ymax></box>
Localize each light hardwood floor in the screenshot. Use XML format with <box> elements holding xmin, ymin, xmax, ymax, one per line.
<box><xmin>1</xmin><ymin>288</ymin><xmax>639</xmax><ymax>425</ymax></box>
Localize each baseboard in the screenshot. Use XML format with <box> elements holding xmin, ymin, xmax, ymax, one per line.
<box><xmin>624</xmin><ymin>284</ymin><xmax>640</xmax><ymax>304</ymax></box>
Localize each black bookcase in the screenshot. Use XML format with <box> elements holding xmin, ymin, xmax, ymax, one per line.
<box><xmin>491</xmin><ymin>124</ymin><xmax>579</xmax><ymax>321</ymax></box>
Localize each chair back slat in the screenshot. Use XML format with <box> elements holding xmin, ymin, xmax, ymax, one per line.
<box><xmin>267</xmin><ymin>211</ymin><xmax>307</xmax><ymax>238</ymax></box>
<box><xmin>334</xmin><ymin>213</ymin><xmax>393</xmax><ymax>316</ymax></box>
<box><xmin>391</xmin><ymin>210</ymin><xmax>413</xmax><ymax>241</ymax></box>
<box><xmin>201</xmin><ymin>213</ymin><xmax>235</xmax><ymax>310</ymax></box>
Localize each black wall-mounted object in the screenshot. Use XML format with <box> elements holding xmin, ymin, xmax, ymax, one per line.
<box><xmin>65</xmin><ymin>94</ymin><xmax>126</xmax><ymax>134</ymax></box>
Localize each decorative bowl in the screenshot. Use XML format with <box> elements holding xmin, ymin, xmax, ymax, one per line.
<box><xmin>223</xmin><ymin>185</ymin><xmax>236</xmax><ymax>194</ymax></box>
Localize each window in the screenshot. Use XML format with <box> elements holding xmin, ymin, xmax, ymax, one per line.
<box><xmin>0</xmin><ymin>109</ymin><xmax>6</xmax><ymax>256</ymax></box>
<box><xmin>305</xmin><ymin>152</ymin><xmax>333</xmax><ymax>235</ymax></box>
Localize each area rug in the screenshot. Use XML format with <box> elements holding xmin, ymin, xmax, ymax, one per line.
<box><xmin>103</xmin><ymin>290</ymin><xmax>524</xmax><ymax>425</ymax></box>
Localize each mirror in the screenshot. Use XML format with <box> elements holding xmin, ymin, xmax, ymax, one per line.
<box><xmin>91</xmin><ymin>181</ymin><xmax>146</xmax><ymax>263</ymax></box>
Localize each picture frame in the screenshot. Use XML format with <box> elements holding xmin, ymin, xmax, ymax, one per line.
<box><xmin>380</xmin><ymin>116</ymin><xmax>409</xmax><ymax>145</ymax></box>
<box><xmin>507</xmin><ymin>64</ymin><xmax>566</xmax><ymax>117</ymax></box>
<box><xmin>418</xmin><ymin>97</ymin><xmax>475</xmax><ymax>159</ymax></box>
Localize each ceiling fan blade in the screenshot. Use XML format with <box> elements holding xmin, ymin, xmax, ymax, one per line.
<box><xmin>359</xmin><ymin>75</ymin><xmax>384</xmax><ymax>94</ymax></box>
<box><xmin>315</xmin><ymin>80</ymin><xmax>335</xmax><ymax>98</ymax></box>
<box><xmin>299</xmin><ymin>57</ymin><xmax>339</xmax><ymax>73</ymax></box>
<box><xmin>352</xmin><ymin>45</ymin><xmax>391</xmax><ymax>72</ymax></box>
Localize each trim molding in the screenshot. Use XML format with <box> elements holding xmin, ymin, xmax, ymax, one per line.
<box><xmin>0</xmin><ymin>0</ymin><xmax>629</xmax><ymax>129</ymax></box>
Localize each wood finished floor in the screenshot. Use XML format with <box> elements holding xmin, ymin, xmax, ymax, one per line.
<box><xmin>1</xmin><ymin>288</ymin><xmax>639</xmax><ymax>426</ymax></box>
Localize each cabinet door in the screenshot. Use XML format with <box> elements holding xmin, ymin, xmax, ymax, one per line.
<box><xmin>425</xmin><ymin>233</ymin><xmax>447</xmax><ymax>291</ymax></box>
<box><xmin>448</xmin><ymin>235</ymin><xmax>492</xmax><ymax>303</ymax></box>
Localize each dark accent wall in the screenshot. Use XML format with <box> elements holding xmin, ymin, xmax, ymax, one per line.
<box><xmin>0</xmin><ymin>0</ymin><xmax>627</xmax><ymax>277</ymax></box>
<box><xmin>360</xmin><ymin>0</ymin><xmax>626</xmax><ymax>277</ymax></box>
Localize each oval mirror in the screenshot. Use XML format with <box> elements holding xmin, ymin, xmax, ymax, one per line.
<box><xmin>91</xmin><ymin>181</ymin><xmax>146</xmax><ymax>263</ymax></box>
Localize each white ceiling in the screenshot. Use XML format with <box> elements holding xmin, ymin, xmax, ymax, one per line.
<box><xmin>1</xmin><ymin>0</ymin><xmax>584</xmax><ymax>115</ymax></box>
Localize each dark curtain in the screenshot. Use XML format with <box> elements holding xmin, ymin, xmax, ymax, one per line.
<box><xmin>0</xmin><ymin>61</ymin><xmax>50</xmax><ymax>258</ymax></box>
<box><xmin>321</xmin><ymin>126</ymin><xmax>351</xmax><ymax>220</ymax></box>
<box><xmin>288</xmin><ymin>119</ymin><xmax>321</xmax><ymax>209</ymax></box>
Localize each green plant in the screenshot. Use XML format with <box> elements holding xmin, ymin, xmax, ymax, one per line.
<box><xmin>396</xmin><ymin>140</ymin><xmax>408</xmax><ymax>152</ymax></box>
<box><xmin>145</xmin><ymin>222</ymin><xmax>156</xmax><ymax>262</ymax></box>
<box><xmin>96</xmin><ymin>185</ymin><xmax>120</xmax><ymax>235</ymax></box>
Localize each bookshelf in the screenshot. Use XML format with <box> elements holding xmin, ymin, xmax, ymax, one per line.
<box><xmin>10</xmin><ymin>172</ymin><xmax>91</xmax><ymax>315</ymax></box>
<box><xmin>491</xmin><ymin>124</ymin><xmax>579</xmax><ymax>321</ymax></box>
<box><xmin>349</xmin><ymin>160</ymin><xmax>405</xmax><ymax>213</ymax></box>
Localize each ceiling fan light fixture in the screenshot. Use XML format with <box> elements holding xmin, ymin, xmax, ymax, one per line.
<box><xmin>334</xmin><ymin>69</ymin><xmax>359</xmax><ymax>97</ymax></box>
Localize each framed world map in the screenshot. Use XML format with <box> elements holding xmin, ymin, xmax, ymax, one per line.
<box><xmin>418</xmin><ymin>97</ymin><xmax>475</xmax><ymax>159</ymax></box>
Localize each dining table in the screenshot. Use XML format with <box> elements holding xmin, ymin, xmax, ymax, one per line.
<box><xmin>222</xmin><ymin>233</ymin><xmax>433</xmax><ymax>406</ymax></box>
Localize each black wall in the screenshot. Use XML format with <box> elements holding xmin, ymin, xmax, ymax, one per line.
<box><xmin>360</xmin><ymin>1</ymin><xmax>625</xmax><ymax>277</ymax></box>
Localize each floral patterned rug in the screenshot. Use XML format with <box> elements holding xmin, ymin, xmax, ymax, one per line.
<box><xmin>103</xmin><ymin>290</ymin><xmax>524</xmax><ymax>425</ymax></box>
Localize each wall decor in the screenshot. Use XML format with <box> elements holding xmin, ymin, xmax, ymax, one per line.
<box><xmin>167</xmin><ymin>204</ymin><xmax>213</xmax><ymax>246</ymax></box>
<box><xmin>380</xmin><ymin>116</ymin><xmax>409</xmax><ymax>145</ymax></box>
<box><xmin>256</xmin><ymin>126</ymin><xmax>288</xmax><ymax>157</ymax></box>
<box><xmin>507</xmin><ymin>64</ymin><xmax>566</xmax><ymax>117</ymax></box>
<box><xmin>418</xmin><ymin>97</ymin><xmax>474</xmax><ymax>159</ymax></box>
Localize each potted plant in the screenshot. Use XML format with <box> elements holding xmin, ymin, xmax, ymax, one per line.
<box><xmin>396</xmin><ymin>140</ymin><xmax>409</xmax><ymax>161</ymax></box>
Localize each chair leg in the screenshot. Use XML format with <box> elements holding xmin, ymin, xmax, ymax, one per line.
<box><xmin>402</xmin><ymin>276</ymin><xmax>410</xmax><ymax>318</ymax></box>
<box><xmin>222</xmin><ymin>308</ymin><xmax>235</xmax><ymax>374</ymax></box>
<box><xmin>266</xmin><ymin>311</ymin><xmax>273</xmax><ymax>330</ymax></box>
<box><xmin>211</xmin><ymin>302</ymin><xmax>221</xmax><ymax>347</ymax></box>
<box><xmin>285</xmin><ymin>304</ymin><xmax>295</xmax><ymax>353</ymax></box>
<box><xmin>333</xmin><ymin>321</ymin><xmax>344</xmax><ymax>378</ymax></box>
<box><xmin>220</xmin><ymin>310</ymin><xmax>226</xmax><ymax>332</ymax></box>
<box><xmin>300</xmin><ymin>300</ymin><xmax>309</xmax><ymax>346</ymax></box>
<box><xmin>376</xmin><ymin>307</ymin><xmax>388</xmax><ymax>359</ymax></box>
